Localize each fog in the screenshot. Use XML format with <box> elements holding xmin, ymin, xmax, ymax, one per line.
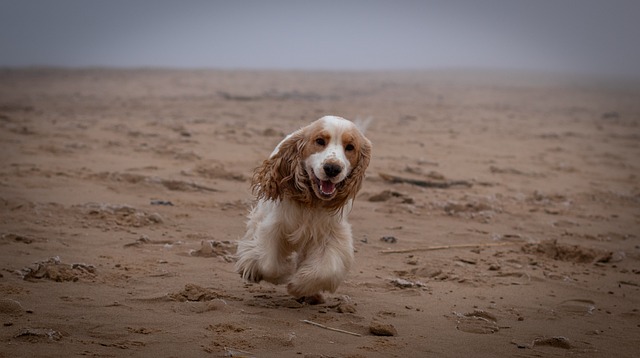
<box><xmin>1</xmin><ymin>0</ymin><xmax>639</xmax><ymax>78</ymax></box>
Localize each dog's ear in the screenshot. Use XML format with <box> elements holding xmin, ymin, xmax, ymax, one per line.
<box><xmin>252</xmin><ymin>130</ymin><xmax>312</xmax><ymax>203</ymax></box>
<box><xmin>329</xmin><ymin>132</ymin><xmax>372</xmax><ymax>211</ymax></box>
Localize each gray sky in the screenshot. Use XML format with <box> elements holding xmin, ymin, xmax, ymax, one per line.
<box><xmin>1</xmin><ymin>0</ymin><xmax>639</xmax><ymax>77</ymax></box>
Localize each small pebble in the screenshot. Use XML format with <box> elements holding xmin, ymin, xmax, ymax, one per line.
<box><xmin>336</xmin><ymin>303</ymin><xmax>357</xmax><ymax>314</ymax></box>
<box><xmin>533</xmin><ymin>336</ymin><xmax>572</xmax><ymax>349</ymax></box>
<box><xmin>381</xmin><ymin>236</ymin><xmax>397</xmax><ymax>244</ymax></box>
<box><xmin>148</xmin><ymin>213</ymin><xmax>164</xmax><ymax>223</ymax></box>
<box><xmin>150</xmin><ymin>200</ymin><xmax>174</xmax><ymax>206</ymax></box>
<box><xmin>369</xmin><ymin>321</ymin><xmax>398</xmax><ymax>336</ymax></box>
<box><xmin>0</xmin><ymin>299</ymin><xmax>24</xmax><ymax>315</ymax></box>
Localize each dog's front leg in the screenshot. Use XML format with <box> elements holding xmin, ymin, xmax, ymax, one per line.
<box><xmin>286</xmin><ymin>234</ymin><xmax>354</xmax><ymax>302</ymax></box>
<box><xmin>235</xmin><ymin>210</ymin><xmax>295</xmax><ymax>284</ymax></box>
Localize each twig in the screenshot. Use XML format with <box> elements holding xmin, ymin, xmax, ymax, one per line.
<box><xmin>300</xmin><ymin>319</ymin><xmax>362</xmax><ymax>337</ymax></box>
<box><xmin>618</xmin><ymin>280</ymin><xmax>640</xmax><ymax>287</ymax></box>
<box><xmin>379</xmin><ymin>242</ymin><xmax>516</xmax><ymax>254</ymax></box>
<box><xmin>379</xmin><ymin>172</ymin><xmax>472</xmax><ymax>188</ymax></box>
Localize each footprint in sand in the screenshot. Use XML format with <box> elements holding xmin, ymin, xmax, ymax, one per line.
<box><xmin>453</xmin><ymin>310</ymin><xmax>500</xmax><ymax>334</ymax></box>
<box><xmin>556</xmin><ymin>299</ymin><xmax>596</xmax><ymax>316</ymax></box>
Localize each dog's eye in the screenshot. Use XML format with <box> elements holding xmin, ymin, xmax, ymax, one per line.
<box><xmin>316</xmin><ymin>138</ymin><xmax>326</xmax><ymax>146</ymax></box>
<box><xmin>345</xmin><ymin>144</ymin><xmax>355</xmax><ymax>151</ymax></box>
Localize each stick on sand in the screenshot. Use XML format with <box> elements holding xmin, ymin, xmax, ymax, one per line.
<box><xmin>379</xmin><ymin>172</ymin><xmax>472</xmax><ymax>188</ymax></box>
<box><xmin>379</xmin><ymin>242</ymin><xmax>515</xmax><ymax>254</ymax></box>
<box><xmin>301</xmin><ymin>319</ymin><xmax>362</xmax><ymax>337</ymax></box>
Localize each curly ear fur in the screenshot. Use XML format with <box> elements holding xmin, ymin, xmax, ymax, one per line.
<box><xmin>325</xmin><ymin>133</ymin><xmax>372</xmax><ymax>211</ymax></box>
<box><xmin>252</xmin><ymin>130</ymin><xmax>313</xmax><ymax>204</ymax></box>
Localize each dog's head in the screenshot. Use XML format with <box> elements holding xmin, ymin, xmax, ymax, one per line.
<box><xmin>252</xmin><ymin>115</ymin><xmax>372</xmax><ymax>211</ymax></box>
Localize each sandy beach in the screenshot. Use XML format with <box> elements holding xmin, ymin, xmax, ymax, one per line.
<box><xmin>1</xmin><ymin>69</ymin><xmax>639</xmax><ymax>357</ymax></box>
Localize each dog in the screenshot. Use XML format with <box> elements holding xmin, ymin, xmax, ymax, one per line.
<box><xmin>235</xmin><ymin>115</ymin><xmax>372</xmax><ymax>304</ymax></box>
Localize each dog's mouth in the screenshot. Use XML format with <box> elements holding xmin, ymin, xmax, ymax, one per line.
<box><xmin>311</xmin><ymin>173</ymin><xmax>339</xmax><ymax>199</ymax></box>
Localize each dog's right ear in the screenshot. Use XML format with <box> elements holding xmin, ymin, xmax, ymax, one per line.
<box><xmin>252</xmin><ymin>130</ymin><xmax>310</xmax><ymax>202</ymax></box>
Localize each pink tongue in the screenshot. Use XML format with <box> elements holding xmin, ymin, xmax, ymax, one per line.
<box><xmin>320</xmin><ymin>180</ymin><xmax>336</xmax><ymax>194</ymax></box>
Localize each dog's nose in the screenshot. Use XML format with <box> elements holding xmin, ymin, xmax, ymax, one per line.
<box><xmin>323</xmin><ymin>163</ymin><xmax>342</xmax><ymax>178</ymax></box>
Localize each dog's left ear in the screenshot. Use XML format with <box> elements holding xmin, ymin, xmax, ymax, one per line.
<box><xmin>348</xmin><ymin>134</ymin><xmax>372</xmax><ymax>195</ymax></box>
<box><xmin>333</xmin><ymin>133</ymin><xmax>371</xmax><ymax>208</ymax></box>
<box><xmin>252</xmin><ymin>130</ymin><xmax>311</xmax><ymax>202</ymax></box>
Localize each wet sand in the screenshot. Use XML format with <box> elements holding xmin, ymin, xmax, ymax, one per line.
<box><xmin>1</xmin><ymin>69</ymin><xmax>639</xmax><ymax>357</ymax></box>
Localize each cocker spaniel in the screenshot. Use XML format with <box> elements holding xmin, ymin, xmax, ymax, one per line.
<box><xmin>235</xmin><ymin>115</ymin><xmax>372</xmax><ymax>304</ymax></box>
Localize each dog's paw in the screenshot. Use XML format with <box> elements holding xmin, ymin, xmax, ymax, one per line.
<box><xmin>241</xmin><ymin>270</ymin><xmax>262</xmax><ymax>283</ymax></box>
<box><xmin>236</xmin><ymin>260</ymin><xmax>263</xmax><ymax>283</ymax></box>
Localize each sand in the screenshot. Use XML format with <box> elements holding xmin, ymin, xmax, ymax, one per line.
<box><xmin>0</xmin><ymin>68</ymin><xmax>639</xmax><ymax>357</ymax></box>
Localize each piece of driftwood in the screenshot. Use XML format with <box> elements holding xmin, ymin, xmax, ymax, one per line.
<box><xmin>300</xmin><ymin>319</ymin><xmax>362</xmax><ymax>337</ymax></box>
<box><xmin>379</xmin><ymin>172</ymin><xmax>472</xmax><ymax>188</ymax></box>
<box><xmin>379</xmin><ymin>242</ymin><xmax>515</xmax><ymax>254</ymax></box>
